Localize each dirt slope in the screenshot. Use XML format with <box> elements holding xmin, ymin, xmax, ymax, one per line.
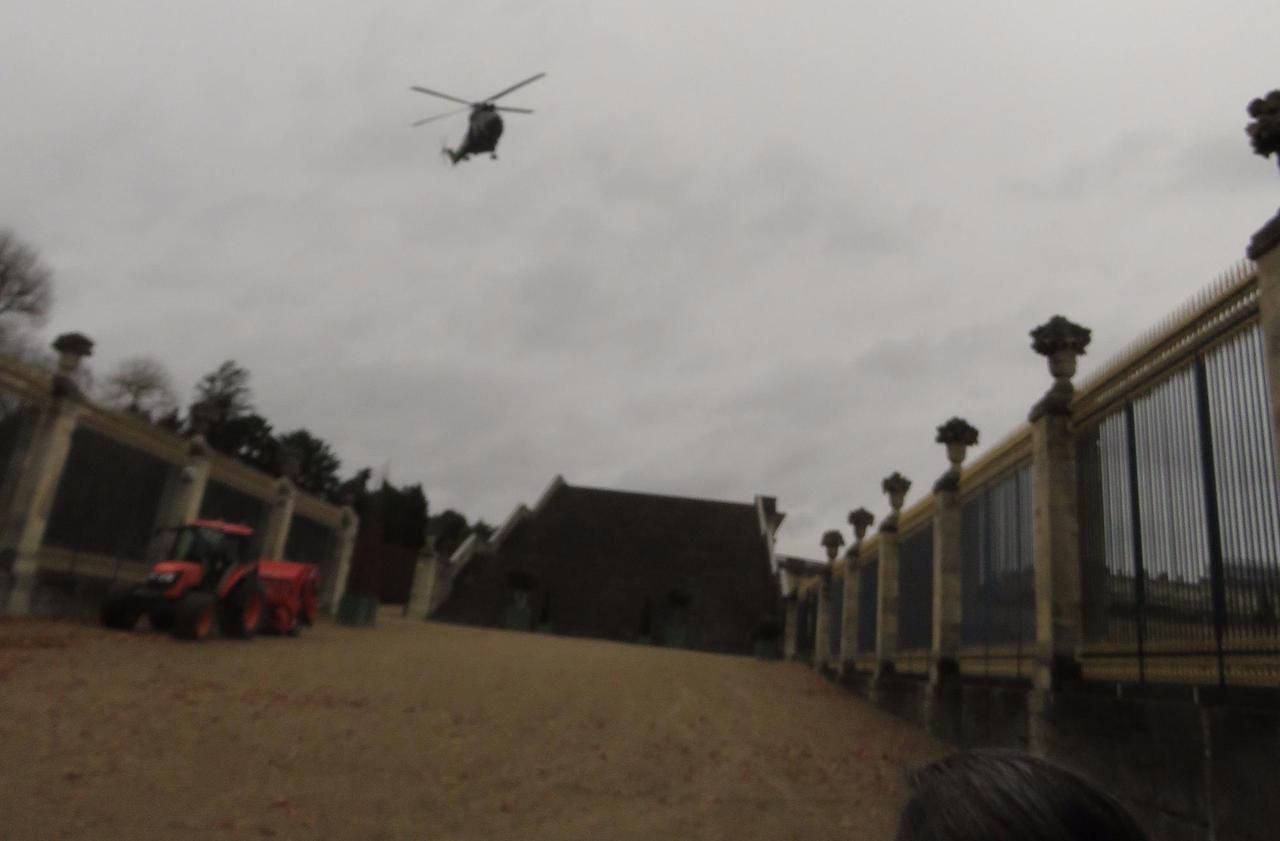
<box><xmin>0</xmin><ymin>614</ymin><xmax>946</xmax><ymax>841</ymax></box>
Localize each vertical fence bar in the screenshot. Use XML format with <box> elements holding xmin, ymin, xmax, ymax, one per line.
<box><xmin>1124</xmin><ymin>404</ymin><xmax>1148</xmax><ymax>684</ymax></box>
<box><xmin>1193</xmin><ymin>356</ymin><xmax>1229</xmax><ymax>688</ymax></box>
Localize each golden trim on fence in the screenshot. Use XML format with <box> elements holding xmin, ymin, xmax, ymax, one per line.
<box><xmin>36</xmin><ymin>545</ymin><xmax>149</xmax><ymax>583</ymax></box>
<box><xmin>958</xmin><ymin>644</ymin><xmax>1036</xmax><ymax>680</ymax></box>
<box><xmin>959</xmin><ymin>427</ymin><xmax>1032</xmax><ymax>501</ymax></box>
<box><xmin>78</xmin><ymin>403</ymin><xmax>188</xmax><ymax>464</ymax></box>
<box><xmin>292</xmin><ymin>492</ymin><xmax>343</xmax><ymax>529</ymax></box>
<box><xmin>207</xmin><ymin>451</ymin><xmax>279</xmax><ymax>501</ymax></box>
<box><xmin>1071</xmin><ymin>261</ymin><xmax>1259</xmax><ymax>427</ymax></box>
<box><xmin>895</xmin><ymin>650</ymin><xmax>931</xmax><ymax>676</ymax></box>
<box><xmin>897</xmin><ymin>497</ymin><xmax>936</xmax><ymax>538</ymax></box>
<box><xmin>0</xmin><ymin>354</ymin><xmax>54</xmax><ymax>404</ymax></box>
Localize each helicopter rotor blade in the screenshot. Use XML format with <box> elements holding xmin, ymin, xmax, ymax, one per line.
<box><xmin>409</xmin><ymin>86</ymin><xmax>474</xmax><ymax>107</ymax></box>
<box><xmin>494</xmin><ymin>106</ymin><xmax>533</xmax><ymax>114</ymax></box>
<box><xmin>483</xmin><ymin>72</ymin><xmax>546</xmax><ymax>104</ymax></box>
<box><xmin>412</xmin><ymin>106</ymin><xmax>470</xmax><ymax>127</ymax></box>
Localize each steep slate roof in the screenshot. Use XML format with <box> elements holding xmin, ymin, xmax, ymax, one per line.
<box><xmin>434</xmin><ymin>478</ymin><xmax>780</xmax><ymax>652</ymax></box>
<box><xmin>499</xmin><ymin>482</ymin><xmax>770</xmax><ymax>566</ymax></box>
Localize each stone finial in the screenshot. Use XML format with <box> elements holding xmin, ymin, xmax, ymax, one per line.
<box><xmin>1029</xmin><ymin>316</ymin><xmax>1091</xmax><ymax>420</ymax></box>
<box><xmin>49</xmin><ymin>332</ymin><xmax>94</xmax><ymax>400</ymax></box>
<box><xmin>847</xmin><ymin>507</ymin><xmax>875</xmax><ymax>541</ymax></box>
<box><xmin>880</xmin><ymin>472</ymin><xmax>911</xmax><ymax>532</ymax></box>
<box><xmin>1247</xmin><ymin>90</ymin><xmax>1280</xmax><ymax>166</ymax></box>
<box><xmin>1246</xmin><ymin>90</ymin><xmax>1280</xmax><ymax>259</ymax></box>
<box><xmin>188</xmin><ymin>399</ymin><xmax>219</xmax><ymax>438</ymax></box>
<box><xmin>51</xmin><ymin>332</ymin><xmax>93</xmax><ymax>372</ymax></box>
<box><xmin>821</xmin><ymin>529</ymin><xmax>845</xmax><ymax>562</ymax></box>
<box><xmin>935</xmin><ymin>417</ymin><xmax>979</xmax><ymax>492</ymax></box>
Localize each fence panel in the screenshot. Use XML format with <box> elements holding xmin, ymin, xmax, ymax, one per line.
<box><xmin>897</xmin><ymin>527</ymin><xmax>934</xmax><ymax>653</ymax></box>
<box><xmin>857</xmin><ymin>560</ymin><xmax>878</xmax><ymax>655</ymax></box>
<box><xmin>796</xmin><ymin>594</ymin><xmax>816</xmax><ymax>656</ymax></box>
<box><xmin>37</xmin><ymin>426</ymin><xmax>178</xmax><ymax>613</ymax></box>
<box><xmin>827</xmin><ymin>573</ymin><xmax>844</xmax><ymax>660</ymax></box>
<box><xmin>960</xmin><ymin>465</ymin><xmax>1033</xmax><ymax>678</ymax></box>
<box><xmin>44</xmin><ymin>427</ymin><xmax>177</xmax><ymax>563</ymax></box>
<box><xmin>0</xmin><ymin>395</ymin><xmax>39</xmax><ymax>531</ymax></box>
<box><xmin>199</xmin><ymin>480</ymin><xmax>269</xmax><ymax>559</ymax></box>
<box><xmin>285</xmin><ymin>512</ymin><xmax>341</xmax><ymax>605</ymax></box>
<box><xmin>1206</xmin><ymin>326</ymin><xmax>1280</xmax><ymax>654</ymax></box>
<box><xmin>1077</xmin><ymin>320</ymin><xmax>1280</xmax><ymax>686</ymax></box>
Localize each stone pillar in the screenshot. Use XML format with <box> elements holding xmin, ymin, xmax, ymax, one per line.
<box><xmin>160</xmin><ymin>436</ymin><xmax>212</xmax><ymax>528</ymax></box>
<box><xmin>1259</xmin><ymin>247</ymin><xmax>1280</xmax><ymax>481</ymax></box>
<box><xmin>813</xmin><ymin>578</ymin><xmax>831</xmax><ymax>669</ymax></box>
<box><xmin>840</xmin><ymin>562</ymin><xmax>860</xmax><ymax>675</ymax></box>
<box><xmin>327</xmin><ymin>505</ymin><xmax>359</xmax><ymax>613</ymax></box>
<box><xmin>876</xmin><ymin>473</ymin><xmax>911</xmax><ymax>677</ymax></box>
<box><xmin>405</xmin><ymin>531</ymin><xmax>440</xmax><ymax>619</ymax></box>
<box><xmin>260</xmin><ymin>478</ymin><xmax>296</xmax><ymax>560</ymax></box>
<box><xmin>931</xmin><ymin>418</ymin><xmax>977</xmax><ymax>684</ymax></box>
<box><xmin>1246</xmin><ymin>90</ymin><xmax>1280</xmax><ymax>479</ymax></box>
<box><xmin>1028</xmin><ymin>316</ymin><xmax>1091</xmax><ymax>689</ymax></box>
<box><xmin>1</xmin><ymin>333</ymin><xmax>93</xmax><ymax>616</ymax></box>
<box><xmin>840</xmin><ymin>508</ymin><xmax>875</xmax><ymax>676</ymax></box>
<box><xmin>783</xmin><ymin>596</ymin><xmax>799</xmax><ymax>660</ymax></box>
<box><xmin>814</xmin><ymin>530</ymin><xmax>843</xmax><ymax>670</ymax></box>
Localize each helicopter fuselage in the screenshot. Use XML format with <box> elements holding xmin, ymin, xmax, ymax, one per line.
<box><xmin>448</xmin><ymin>107</ymin><xmax>504</xmax><ymax>164</ymax></box>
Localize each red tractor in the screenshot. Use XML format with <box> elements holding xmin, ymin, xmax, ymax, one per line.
<box><xmin>101</xmin><ymin>520</ymin><xmax>320</xmax><ymax>641</ymax></box>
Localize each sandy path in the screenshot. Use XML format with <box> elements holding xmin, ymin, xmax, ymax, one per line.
<box><xmin>0</xmin><ymin>614</ymin><xmax>946</xmax><ymax>841</ymax></box>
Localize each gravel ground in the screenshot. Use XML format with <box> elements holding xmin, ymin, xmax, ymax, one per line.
<box><xmin>0</xmin><ymin>613</ymin><xmax>947</xmax><ymax>841</ymax></box>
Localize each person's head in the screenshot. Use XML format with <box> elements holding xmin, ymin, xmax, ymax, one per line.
<box><xmin>895</xmin><ymin>749</ymin><xmax>1148</xmax><ymax>841</ymax></box>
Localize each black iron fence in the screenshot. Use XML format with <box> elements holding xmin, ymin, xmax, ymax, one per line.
<box><xmin>796</xmin><ymin>594</ymin><xmax>817</xmax><ymax>656</ymax></box>
<box><xmin>36</xmin><ymin>427</ymin><xmax>177</xmax><ymax>613</ymax></box>
<box><xmin>284</xmin><ymin>513</ymin><xmax>336</xmax><ymax>565</ymax></box>
<box><xmin>897</xmin><ymin>526</ymin><xmax>934</xmax><ymax>652</ymax></box>
<box><xmin>1077</xmin><ymin>322</ymin><xmax>1280</xmax><ymax>686</ymax></box>
<box><xmin>857</xmin><ymin>560</ymin><xmax>878</xmax><ymax>655</ymax></box>
<box><xmin>960</xmin><ymin>464</ymin><xmax>1034</xmax><ymax>678</ymax></box>
<box><xmin>0</xmin><ymin>396</ymin><xmax>37</xmax><ymax>534</ymax></box>
<box><xmin>827</xmin><ymin>573</ymin><xmax>843</xmax><ymax>659</ymax></box>
<box><xmin>199</xmin><ymin>479</ymin><xmax>269</xmax><ymax>559</ymax></box>
<box><xmin>285</xmin><ymin>513</ymin><xmax>340</xmax><ymax>604</ymax></box>
<box><xmin>44</xmin><ymin>427</ymin><xmax>176</xmax><ymax>563</ymax></box>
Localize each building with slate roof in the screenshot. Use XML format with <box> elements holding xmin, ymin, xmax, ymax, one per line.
<box><xmin>427</xmin><ymin>476</ymin><xmax>787</xmax><ymax>655</ymax></box>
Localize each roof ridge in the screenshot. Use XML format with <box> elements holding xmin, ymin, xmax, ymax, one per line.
<box><xmin>564</xmin><ymin>482</ymin><xmax>755</xmax><ymax>509</ymax></box>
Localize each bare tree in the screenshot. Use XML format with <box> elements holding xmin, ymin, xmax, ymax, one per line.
<box><xmin>103</xmin><ymin>356</ymin><xmax>178</xmax><ymax>420</ymax></box>
<box><xmin>0</xmin><ymin>230</ymin><xmax>54</xmax><ymax>329</ymax></box>
<box><xmin>193</xmin><ymin>360</ymin><xmax>254</xmax><ymax>420</ymax></box>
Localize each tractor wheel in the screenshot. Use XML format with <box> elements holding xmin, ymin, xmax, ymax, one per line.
<box><xmin>173</xmin><ymin>593</ymin><xmax>217</xmax><ymax>641</ymax></box>
<box><xmin>300</xmin><ymin>584</ymin><xmax>318</xmax><ymax>626</ymax></box>
<box><xmin>219</xmin><ymin>582</ymin><xmax>265</xmax><ymax>639</ymax></box>
<box><xmin>148</xmin><ymin>610</ymin><xmax>174</xmax><ymax>632</ymax></box>
<box><xmin>101</xmin><ymin>588</ymin><xmax>142</xmax><ymax>631</ymax></box>
<box><xmin>269</xmin><ymin>604</ymin><xmax>298</xmax><ymax>636</ymax></box>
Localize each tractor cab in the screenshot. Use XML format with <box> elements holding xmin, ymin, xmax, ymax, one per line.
<box><xmin>145</xmin><ymin>520</ymin><xmax>254</xmax><ymax>592</ymax></box>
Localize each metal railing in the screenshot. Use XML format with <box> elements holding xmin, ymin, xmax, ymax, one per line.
<box><xmin>897</xmin><ymin>526</ymin><xmax>934</xmax><ymax>655</ymax></box>
<box><xmin>857</xmin><ymin>560</ymin><xmax>878</xmax><ymax>655</ymax></box>
<box><xmin>959</xmin><ymin>464</ymin><xmax>1034</xmax><ymax>679</ymax></box>
<box><xmin>827</xmin><ymin>573</ymin><xmax>844</xmax><ymax>660</ymax></box>
<box><xmin>1077</xmin><ymin>313</ymin><xmax>1280</xmax><ymax>687</ymax></box>
<box><xmin>199</xmin><ymin>479</ymin><xmax>270</xmax><ymax>560</ymax></box>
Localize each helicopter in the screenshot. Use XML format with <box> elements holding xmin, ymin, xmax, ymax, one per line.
<box><xmin>410</xmin><ymin>72</ymin><xmax>546</xmax><ymax>165</ymax></box>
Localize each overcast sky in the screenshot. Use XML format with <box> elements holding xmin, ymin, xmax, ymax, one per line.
<box><xmin>4</xmin><ymin>1</ymin><xmax>1279</xmax><ymax>558</ymax></box>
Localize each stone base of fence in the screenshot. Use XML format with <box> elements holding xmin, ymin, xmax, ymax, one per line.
<box><xmin>829</xmin><ymin>668</ymin><xmax>1280</xmax><ymax>841</ymax></box>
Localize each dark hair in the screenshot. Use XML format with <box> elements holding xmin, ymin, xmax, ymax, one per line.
<box><xmin>895</xmin><ymin>750</ymin><xmax>1148</xmax><ymax>841</ymax></box>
